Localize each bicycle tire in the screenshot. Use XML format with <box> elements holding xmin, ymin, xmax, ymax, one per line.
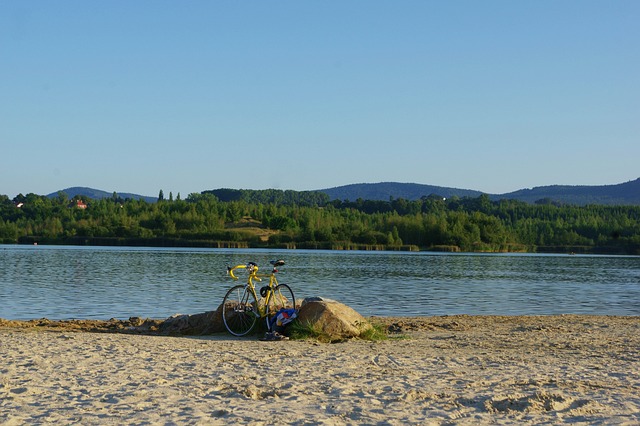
<box><xmin>222</xmin><ymin>285</ymin><xmax>259</xmax><ymax>336</ymax></box>
<box><xmin>266</xmin><ymin>283</ymin><xmax>296</xmax><ymax>320</ymax></box>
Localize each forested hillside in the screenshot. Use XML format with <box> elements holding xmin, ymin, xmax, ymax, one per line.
<box><xmin>2</xmin><ymin>190</ymin><xmax>639</xmax><ymax>255</ymax></box>
<box><xmin>41</xmin><ymin>178</ymin><xmax>640</xmax><ymax>207</ymax></box>
<box><xmin>320</xmin><ymin>182</ymin><xmax>482</xmax><ymax>202</ymax></box>
<box><xmin>496</xmin><ymin>178</ymin><xmax>640</xmax><ymax>205</ymax></box>
<box><xmin>46</xmin><ymin>187</ymin><xmax>157</xmax><ymax>203</ymax></box>
<box><xmin>320</xmin><ymin>178</ymin><xmax>640</xmax><ymax>206</ymax></box>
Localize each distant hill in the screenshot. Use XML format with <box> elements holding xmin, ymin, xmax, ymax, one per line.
<box><xmin>47</xmin><ymin>187</ymin><xmax>157</xmax><ymax>203</ymax></box>
<box><xmin>494</xmin><ymin>179</ymin><xmax>640</xmax><ymax>205</ymax></box>
<box><xmin>319</xmin><ymin>182</ymin><xmax>483</xmax><ymax>201</ymax></box>
<box><xmin>319</xmin><ymin>178</ymin><xmax>640</xmax><ymax>206</ymax></box>
<box><xmin>45</xmin><ymin>178</ymin><xmax>640</xmax><ymax>206</ymax></box>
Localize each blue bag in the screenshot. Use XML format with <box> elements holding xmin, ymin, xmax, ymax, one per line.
<box><xmin>270</xmin><ymin>308</ymin><xmax>297</xmax><ymax>332</ymax></box>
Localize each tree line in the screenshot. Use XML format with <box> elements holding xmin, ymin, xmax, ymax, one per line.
<box><xmin>1</xmin><ymin>190</ymin><xmax>639</xmax><ymax>254</ymax></box>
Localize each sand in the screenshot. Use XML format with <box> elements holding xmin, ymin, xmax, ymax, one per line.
<box><xmin>1</xmin><ymin>315</ymin><xmax>638</xmax><ymax>425</ymax></box>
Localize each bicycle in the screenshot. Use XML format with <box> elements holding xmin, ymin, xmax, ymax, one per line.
<box><xmin>222</xmin><ymin>259</ymin><xmax>296</xmax><ymax>337</ymax></box>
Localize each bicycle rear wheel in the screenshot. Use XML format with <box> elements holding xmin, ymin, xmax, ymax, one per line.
<box><xmin>222</xmin><ymin>285</ymin><xmax>259</xmax><ymax>336</ymax></box>
<box><xmin>266</xmin><ymin>283</ymin><xmax>296</xmax><ymax>319</ymax></box>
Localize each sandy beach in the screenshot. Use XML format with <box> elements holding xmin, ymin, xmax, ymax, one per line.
<box><xmin>1</xmin><ymin>315</ymin><xmax>638</xmax><ymax>425</ymax></box>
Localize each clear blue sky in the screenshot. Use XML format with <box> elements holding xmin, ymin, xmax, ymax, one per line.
<box><xmin>2</xmin><ymin>1</ymin><xmax>638</xmax><ymax>199</ymax></box>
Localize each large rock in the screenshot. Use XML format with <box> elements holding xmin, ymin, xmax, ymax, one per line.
<box><xmin>296</xmin><ymin>297</ymin><xmax>372</xmax><ymax>341</ymax></box>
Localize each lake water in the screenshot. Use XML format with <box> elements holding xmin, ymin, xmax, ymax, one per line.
<box><xmin>1</xmin><ymin>245</ymin><xmax>638</xmax><ymax>320</ymax></box>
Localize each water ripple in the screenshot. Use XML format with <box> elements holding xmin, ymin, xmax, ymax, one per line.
<box><xmin>1</xmin><ymin>245</ymin><xmax>638</xmax><ymax>320</ymax></box>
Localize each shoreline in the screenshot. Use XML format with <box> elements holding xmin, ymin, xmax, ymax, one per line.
<box><xmin>2</xmin><ymin>313</ymin><xmax>639</xmax><ymax>332</ymax></box>
<box><xmin>7</xmin><ymin>240</ymin><xmax>639</xmax><ymax>256</ymax></box>
<box><xmin>2</xmin><ymin>314</ymin><xmax>639</xmax><ymax>424</ymax></box>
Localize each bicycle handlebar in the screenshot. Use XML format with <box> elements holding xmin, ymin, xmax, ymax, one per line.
<box><xmin>226</xmin><ymin>260</ymin><xmax>285</xmax><ymax>280</ymax></box>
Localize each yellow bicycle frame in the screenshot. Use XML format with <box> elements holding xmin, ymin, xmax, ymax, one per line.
<box><xmin>227</xmin><ymin>263</ymin><xmax>279</xmax><ymax>318</ymax></box>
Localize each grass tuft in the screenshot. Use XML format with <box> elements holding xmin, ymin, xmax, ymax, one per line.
<box><xmin>287</xmin><ymin>320</ymin><xmax>334</xmax><ymax>342</ymax></box>
<box><xmin>358</xmin><ymin>323</ymin><xmax>389</xmax><ymax>341</ymax></box>
<box><xmin>287</xmin><ymin>320</ymin><xmax>391</xmax><ymax>343</ymax></box>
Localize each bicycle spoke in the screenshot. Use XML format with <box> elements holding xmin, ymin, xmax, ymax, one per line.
<box><xmin>222</xmin><ymin>285</ymin><xmax>258</xmax><ymax>336</ymax></box>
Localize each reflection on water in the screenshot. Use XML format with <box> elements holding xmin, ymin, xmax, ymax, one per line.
<box><xmin>1</xmin><ymin>245</ymin><xmax>638</xmax><ymax>320</ymax></box>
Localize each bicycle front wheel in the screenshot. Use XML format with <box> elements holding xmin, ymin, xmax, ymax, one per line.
<box><xmin>266</xmin><ymin>283</ymin><xmax>296</xmax><ymax>319</ymax></box>
<box><xmin>222</xmin><ymin>285</ymin><xmax>259</xmax><ymax>336</ymax></box>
